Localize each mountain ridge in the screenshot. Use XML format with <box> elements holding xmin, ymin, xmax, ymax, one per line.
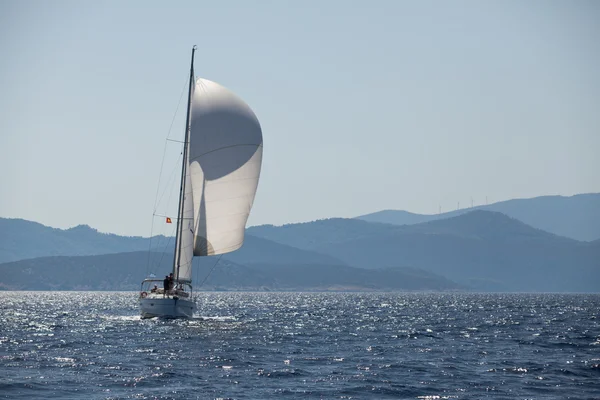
<box><xmin>2</xmin><ymin>209</ymin><xmax>599</xmax><ymax>292</ymax></box>
<box><xmin>0</xmin><ymin>217</ymin><xmax>167</xmax><ymax>263</ymax></box>
<box><xmin>2</xmin><ymin>194</ymin><xmax>599</xmax><ymax>292</ymax></box>
<box><xmin>356</xmin><ymin>193</ymin><xmax>600</xmax><ymax>242</ymax></box>
<box><xmin>0</xmin><ymin>251</ymin><xmax>463</xmax><ymax>292</ymax></box>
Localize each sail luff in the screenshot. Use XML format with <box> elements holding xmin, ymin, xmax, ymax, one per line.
<box><xmin>176</xmin><ymin>169</ymin><xmax>194</xmax><ymax>282</ymax></box>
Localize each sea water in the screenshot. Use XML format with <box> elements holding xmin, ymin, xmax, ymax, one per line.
<box><xmin>1</xmin><ymin>292</ymin><xmax>599</xmax><ymax>399</ymax></box>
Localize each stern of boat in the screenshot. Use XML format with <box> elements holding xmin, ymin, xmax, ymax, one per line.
<box><xmin>138</xmin><ymin>279</ymin><xmax>196</xmax><ymax>319</ymax></box>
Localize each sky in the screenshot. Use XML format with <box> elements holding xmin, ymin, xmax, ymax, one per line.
<box><xmin>1</xmin><ymin>0</ymin><xmax>599</xmax><ymax>237</ymax></box>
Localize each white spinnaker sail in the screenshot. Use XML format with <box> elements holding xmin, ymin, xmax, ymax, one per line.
<box><xmin>188</xmin><ymin>78</ymin><xmax>263</xmax><ymax>256</ymax></box>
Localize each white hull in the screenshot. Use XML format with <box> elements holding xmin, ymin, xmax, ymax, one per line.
<box><xmin>139</xmin><ymin>296</ymin><xmax>196</xmax><ymax>319</ymax></box>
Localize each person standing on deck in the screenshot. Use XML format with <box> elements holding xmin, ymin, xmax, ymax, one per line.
<box><xmin>163</xmin><ymin>275</ymin><xmax>170</xmax><ymax>297</ymax></box>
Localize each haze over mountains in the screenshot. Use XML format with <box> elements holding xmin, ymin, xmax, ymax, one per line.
<box><xmin>1</xmin><ymin>194</ymin><xmax>599</xmax><ymax>292</ymax></box>
<box><xmin>0</xmin><ymin>218</ymin><xmax>165</xmax><ymax>263</ymax></box>
<box><xmin>357</xmin><ymin>193</ymin><xmax>600</xmax><ymax>242</ymax></box>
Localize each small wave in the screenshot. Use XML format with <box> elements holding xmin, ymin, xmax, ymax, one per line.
<box><xmin>101</xmin><ymin>315</ymin><xmax>141</xmax><ymax>321</ymax></box>
<box><xmin>54</xmin><ymin>357</ymin><xmax>76</xmax><ymax>363</ymax></box>
<box><xmin>487</xmin><ymin>367</ymin><xmax>529</xmax><ymax>374</ymax></box>
<box><xmin>2</xmin><ymin>292</ymin><xmax>600</xmax><ymax>399</ymax></box>
<box><xmin>257</xmin><ymin>368</ymin><xmax>308</xmax><ymax>378</ymax></box>
<box><xmin>197</xmin><ymin>315</ymin><xmax>236</xmax><ymax>322</ymax></box>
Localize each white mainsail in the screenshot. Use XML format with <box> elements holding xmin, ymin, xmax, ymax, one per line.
<box><xmin>173</xmin><ymin>76</ymin><xmax>196</xmax><ymax>283</ymax></box>
<box><xmin>174</xmin><ymin>166</ymin><xmax>195</xmax><ymax>282</ymax></box>
<box><xmin>188</xmin><ymin>78</ymin><xmax>263</xmax><ymax>256</ymax></box>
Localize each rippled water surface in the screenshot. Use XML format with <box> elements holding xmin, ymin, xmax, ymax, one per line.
<box><xmin>1</xmin><ymin>292</ymin><xmax>599</xmax><ymax>399</ymax></box>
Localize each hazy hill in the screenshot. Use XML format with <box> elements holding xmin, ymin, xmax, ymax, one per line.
<box><xmin>247</xmin><ymin>210</ymin><xmax>599</xmax><ymax>291</ymax></box>
<box><xmin>403</xmin><ymin>210</ymin><xmax>575</xmax><ymax>243</ymax></box>
<box><xmin>144</xmin><ymin>233</ymin><xmax>347</xmax><ymax>271</ymax></box>
<box><xmin>2</xmin><ymin>203</ymin><xmax>599</xmax><ymax>292</ymax></box>
<box><xmin>0</xmin><ymin>218</ymin><xmax>168</xmax><ymax>263</ymax></box>
<box><xmin>247</xmin><ymin>218</ymin><xmax>396</xmax><ymax>251</ymax></box>
<box><xmin>0</xmin><ymin>217</ymin><xmax>348</xmax><ymax>265</ymax></box>
<box><xmin>0</xmin><ymin>251</ymin><xmax>254</xmax><ymax>291</ymax></box>
<box><xmin>0</xmin><ymin>251</ymin><xmax>154</xmax><ymax>291</ymax></box>
<box><xmin>356</xmin><ymin>193</ymin><xmax>600</xmax><ymax>242</ymax></box>
<box><xmin>356</xmin><ymin>210</ymin><xmax>432</xmax><ymax>226</ymax></box>
<box><xmin>247</xmin><ymin>210</ymin><xmax>575</xmax><ymax>251</ymax></box>
<box><xmin>3</xmin><ymin>193</ymin><xmax>598</xmax><ymax>265</ymax></box>
<box><xmin>225</xmin><ymin>234</ymin><xmax>346</xmax><ymax>266</ymax></box>
<box><xmin>313</xmin><ymin>212</ymin><xmax>600</xmax><ymax>292</ymax></box>
<box><xmin>0</xmin><ymin>251</ymin><xmax>462</xmax><ymax>292</ymax></box>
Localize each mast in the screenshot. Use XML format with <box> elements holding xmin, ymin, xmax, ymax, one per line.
<box><xmin>172</xmin><ymin>45</ymin><xmax>197</xmax><ymax>281</ymax></box>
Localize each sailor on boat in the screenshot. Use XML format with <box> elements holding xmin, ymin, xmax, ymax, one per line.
<box><xmin>163</xmin><ymin>275</ymin><xmax>169</xmax><ymax>297</ymax></box>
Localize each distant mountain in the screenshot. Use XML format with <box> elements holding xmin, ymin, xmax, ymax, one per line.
<box><xmin>356</xmin><ymin>193</ymin><xmax>600</xmax><ymax>242</ymax></box>
<box><xmin>248</xmin><ymin>211</ymin><xmax>600</xmax><ymax>292</ymax></box>
<box><xmin>3</xmin><ymin>201</ymin><xmax>599</xmax><ymax>292</ymax></box>
<box><xmin>403</xmin><ymin>210</ymin><xmax>575</xmax><ymax>242</ymax></box>
<box><xmin>0</xmin><ymin>251</ymin><xmax>154</xmax><ymax>291</ymax></box>
<box><xmin>225</xmin><ymin>234</ymin><xmax>345</xmax><ymax>266</ymax></box>
<box><xmin>0</xmin><ymin>224</ymin><xmax>461</xmax><ymax>291</ymax></box>
<box><xmin>313</xmin><ymin>211</ymin><xmax>600</xmax><ymax>292</ymax></box>
<box><xmin>0</xmin><ymin>251</ymin><xmax>462</xmax><ymax>292</ymax></box>
<box><xmin>356</xmin><ymin>210</ymin><xmax>432</xmax><ymax>226</ymax></box>
<box><xmin>247</xmin><ymin>218</ymin><xmax>396</xmax><ymax>251</ymax></box>
<box><xmin>247</xmin><ymin>210</ymin><xmax>575</xmax><ymax>252</ymax></box>
<box><xmin>0</xmin><ymin>218</ymin><xmax>169</xmax><ymax>264</ymax></box>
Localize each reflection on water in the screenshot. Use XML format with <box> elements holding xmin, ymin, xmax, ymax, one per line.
<box><xmin>1</xmin><ymin>291</ymin><xmax>599</xmax><ymax>399</ymax></box>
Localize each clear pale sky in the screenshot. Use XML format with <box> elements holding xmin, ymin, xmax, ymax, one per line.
<box><xmin>1</xmin><ymin>0</ymin><xmax>598</xmax><ymax>237</ymax></box>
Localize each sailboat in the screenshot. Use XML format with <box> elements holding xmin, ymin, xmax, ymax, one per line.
<box><xmin>139</xmin><ymin>46</ymin><xmax>263</xmax><ymax>318</ymax></box>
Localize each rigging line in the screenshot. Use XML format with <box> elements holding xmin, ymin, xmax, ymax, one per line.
<box><xmin>148</xmin><ymin>221</ymin><xmax>177</xmax><ymax>271</ymax></box>
<box><xmin>153</xmin><ymin>223</ymin><xmax>178</xmax><ymax>272</ymax></box>
<box><xmin>146</xmin><ymin>146</ymin><xmax>180</xmax><ymax>274</ymax></box>
<box><xmin>162</xmin><ymin>157</ymin><xmax>180</xmax><ymax>219</ymax></box>
<box><xmin>145</xmin><ymin>215</ymin><xmax>156</xmax><ymax>276</ymax></box>
<box><xmin>197</xmin><ymin>254</ymin><xmax>223</xmax><ymax>288</ymax></box>
<box><xmin>146</xmin><ymin>75</ymin><xmax>189</xmax><ymax>275</ymax></box>
<box><xmin>155</xmin><ymin>151</ymin><xmax>183</xmax><ymax>215</ymax></box>
<box><xmin>152</xmin><ymin>141</ymin><xmax>169</xmax><ymax>214</ymax></box>
<box><xmin>147</xmin><ymin>153</ymin><xmax>175</xmax><ymax>274</ymax></box>
<box><xmin>167</xmin><ymin>75</ymin><xmax>191</xmax><ymax>141</ymax></box>
<box><xmin>152</xmin><ymin>75</ymin><xmax>189</xmax><ymax>214</ymax></box>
